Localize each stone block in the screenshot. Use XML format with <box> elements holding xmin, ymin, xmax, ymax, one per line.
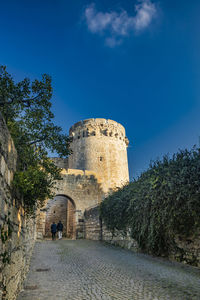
<box><xmin>0</xmin><ymin>113</ymin><xmax>36</xmax><ymax>300</ymax></box>
<box><xmin>0</xmin><ymin>156</ymin><xmax>6</xmax><ymax>176</ymax></box>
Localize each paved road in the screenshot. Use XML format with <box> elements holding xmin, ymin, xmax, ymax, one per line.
<box><xmin>17</xmin><ymin>240</ymin><xmax>200</xmax><ymax>300</ymax></box>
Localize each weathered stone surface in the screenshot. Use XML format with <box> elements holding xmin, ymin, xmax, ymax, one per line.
<box><xmin>69</xmin><ymin>118</ymin><xmax>129</xmax><ymax>193</ymax></box>
<box><xmin>84</xmin><ymin>206</ymin><xmax>102</xmax><ymax>241</ymax></box>
<box><xmin>0</xmin><ymin>113</ymin><xmax>36</xmax><ymax>300</ymax></box>
<box><xmin>45</xmin><ymin>195</ymin><xmax>76</xmax><ymax>239</ymax></box>
<box><xmin>84</xmin><ymin>204</ymin><xmax>200</xmax><ymax>268</ymax></box>
<box><xmin>36</xmin><ymin>118</ymin><xmax>129</xmax><ymax>240</ymax></box>
<box><xmin>36</xmin><ymin>170</ymin><xmax>103</xmax><ymax>239</ymax></box>
<box><xmin>169</xmin><ymin>234</ymin><xmax>200</xmax><ymax>267</ymax></box>
<box><xmin>50</xmin><ymin>157</ymin><xmax>68</xmax><ymax>169</ymax></box>
<box><xmin>84</xmin><ymin>205</ymin><xmax>139</xmax><ymax>253</ymax></box>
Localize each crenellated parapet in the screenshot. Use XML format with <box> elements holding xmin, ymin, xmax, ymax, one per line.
<box><xmin>69</xmin><ymin>118</ymin><xmax>129</xmax><ymax>146</ymax></box>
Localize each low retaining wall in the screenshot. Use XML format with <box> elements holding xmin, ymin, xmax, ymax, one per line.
<box><xmin>0</xmin><ymin>113</ymin><xmax>36</xmax><ymax>300</ymax></box>
<box><xmin>169</xmin><ymin>234</ymin><xmax>200</xmax><ymax>266</ymax></box>
<box><xmin>84</xmin><ymin>205</ymin><xmax>200</xmax><ymax>267</ymax></box>
<box><xmin>84</xmin><ymin>205</ymin><xmax>139</xmax><ymax>252</ymax></box>
<box><xmin>84</xmin><ymin>206</ymin><xmax>102</xmax><ymax>240</ymax></box>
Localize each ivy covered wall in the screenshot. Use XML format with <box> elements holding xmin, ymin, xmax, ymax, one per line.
<box><xmin>100</xmin><ymin>148</ymin><xmax>200</xmax><ymax>267</ymax></box>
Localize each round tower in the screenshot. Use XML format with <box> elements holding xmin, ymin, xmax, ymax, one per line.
<box><xmin>68</xmin><ymin>118</ymin><xmax>129</xmax><ymax>193</ymax></box>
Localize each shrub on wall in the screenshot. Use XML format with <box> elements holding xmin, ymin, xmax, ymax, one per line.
<box><xmin>100</xmin><ymin>184</ymin><xmax>133</xmax><ymax>233</ymax></box>
<box><xmin>100</xmin><ymin>147</ymin><xmax>200</xmax><ymax>256</ymax></box>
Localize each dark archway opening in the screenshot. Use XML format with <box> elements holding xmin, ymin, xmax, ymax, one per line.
<box><xmin>45</xmin><ymin>195</ymin><xmax>76</xmax><ymax>239</ymax></box>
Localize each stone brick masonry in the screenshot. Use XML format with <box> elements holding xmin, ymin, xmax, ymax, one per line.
<box><xmin>36</xmin><ymin>169</ymin><xmax>103</xmax><ymax>239</ymax></box>
<box><xmin>84</xmin><ymin>204</ymin><xmax>200</xmax><ymax>267</ymax></box>
<box><xmin>84</xmin><ymin>205</ymin><xmax>140</xmax><ymax>252</ymax></box>
<box><xmin>0</xmin><ymin>113</ymin><xmax>36</xmax><ymax>300</ymax></box>
<box><xmin>36</xmin><ymin>118</ymin><xmax>130</xmax><ymax>240</ymax></box>
<box><xmin>69</xmin><ymin>119</ymin><xmax>129</xmax><ymax>193</ymax></box>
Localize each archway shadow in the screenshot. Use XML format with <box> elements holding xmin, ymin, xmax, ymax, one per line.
<box><xmin>45</xmin><ymin>194</ymin><xmax>76</xmax><ymax>239</ymax></box>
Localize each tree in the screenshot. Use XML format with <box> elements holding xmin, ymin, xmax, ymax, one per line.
<box><xmin>0</xmin><ymin>65</ymin><xmax>71</xmax><ymax>213</ymax></box>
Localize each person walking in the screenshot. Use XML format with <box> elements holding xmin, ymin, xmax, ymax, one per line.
<box><xmin>57</xmin><ymin>220</ymin><xmax>63</xmax><ymax>240</ymax></box>
<box><xmin>51</xmin><ymin>222</ymin><xmax>57</xmax><ymax>240</ymax></box>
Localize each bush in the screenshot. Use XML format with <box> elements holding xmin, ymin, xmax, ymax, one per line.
<box><xmin>100</xmin><ymin>147</ymin><xmax>200</xmax><ymax>256</ymax></box>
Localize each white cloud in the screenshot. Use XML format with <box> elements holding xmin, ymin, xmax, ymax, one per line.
<box><xmin>85</xmin><ymin>4</ymin><xmax>115</xmax><ymax>33</ymax></box>
<box><xmin>134</xmin><ymin>0</ymin><xmax>157</xmax><ymax>31</ymax></box>
<box><xmin>105</xmin><ymin>37</ymin><xmax>123</xmax><ymax>48</ymax></box>
<box><xmin>84</xmin><ymin>0</ymin><xmax>157</xmax><ymax>47</ymax></box>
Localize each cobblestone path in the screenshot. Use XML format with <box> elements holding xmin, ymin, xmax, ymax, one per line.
<box><xmin>17</xmin><ymin>240</ymin><xmax>200</xmax><ymax>300</ymax></box>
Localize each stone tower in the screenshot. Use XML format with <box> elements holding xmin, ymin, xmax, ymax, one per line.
<box><xmin>36</xmin><ymin>118</ymin><xmax>130</xmax><ymax>239</ymax></box>
<box><xmin>68</xmin><ymin>118</ymin><xmax>129</xmax><ymax>193</ymax></box>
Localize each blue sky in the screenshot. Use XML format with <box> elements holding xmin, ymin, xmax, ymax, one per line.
<box><xmin>1</xmin><ymin>0</ymin><xmax>200</xmax><ymax>179</ymax></box>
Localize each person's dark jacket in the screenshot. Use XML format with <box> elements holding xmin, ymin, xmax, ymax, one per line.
<box><xmin>51</xmin><ymin>223</ymin><xmax>57</xmax><ymax>233</ymax></box>
<box><xmin>57</xmin><ymin>222</ymin><xmax>63</xmax><ymax>231</ymax></box>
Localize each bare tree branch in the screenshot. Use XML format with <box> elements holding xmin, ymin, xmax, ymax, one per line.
<box><xmin>28</xmin><ymin>134</ymin><xmax>48</xmax><ymax>145</ymax></box>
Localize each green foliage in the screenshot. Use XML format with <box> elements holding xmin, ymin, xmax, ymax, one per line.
<box><xmin>0</xmin><ymin>250</ymin><xmax>10</xmax><ymax>264</ymax></box>
<box><xmin>0</xmin><ymin>66</ymin><xmax>71</xmax><ymax>213</ymax></box>
<box><xmin>100</xmin><ymin>147</ymin><xmax>200</xmax><ymax>256</ymax></box>
<box><xmin>12</xmin><ymin>160</ymin><xmax>61</xmax><ymax>214</ymax></box>
<box><xmin>100</xmin><ymin>184</ymin><xmax>133</xmax><ymax>233</ymax></box>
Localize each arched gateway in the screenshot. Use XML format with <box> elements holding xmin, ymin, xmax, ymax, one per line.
<box><xmin>36</xmin><ymin>168</ymin><xmax>104</xmax><ymax>240</ymax></box>
<box><xmin>36</xmin><ymin>118</ymin><xmax>129</xmax><ymax>239</ymax></box>
<box><xmin>45</xmin><ymin>195</ymin><xmax>76</xmax><ymax>239</ymax></box>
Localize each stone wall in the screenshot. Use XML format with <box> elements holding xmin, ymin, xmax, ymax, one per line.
<box><xmin>51</xmin><ymin>157</ymin><xmax>69</xmax><ymax>169</ymax></box>
<box><xmin>84</xmin><ymin>205</ymin><xmax>200</xmax><ymax>267</ymax></box>
<box><xmin>84</xmin><ymin>205</ymin><xmax>139</xmax><ymax>251</ymax></box>
<box><xmin>36</xmin><ymin>169</ymin><xmax>104</xmax><ymax>239</ymax></box>
<box><xmin>69</xmin><ymin>119</ymin><xmax>129</xmax><ymax>193</ymax></box>
<box><xmin>45</xmin><ymin>195</ymin><xmax>68</xmax><ymax>237</ymax></box>
<box><xmin>169</xmin><ymin>234</ymin><xmax>200</xmax><ymax>266</ymax></box>
<box><xmin>44</xmin><ymin>195</ymin><xmax>76</xmax><ymax>239</ymax></box>
<box><xmin>36</xmin><ymin>118</ymin><xmax>130</xmax><ymax>240</ymax></box>
<box><xmin>0</xmin><ymin>113</ymin><xmax>36</xmax><ymax>300</ymax></box>
<box><xmin>84</xmin><ymin>206</ymin><xmax>102</xmax><ymax>240</ymax></box>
